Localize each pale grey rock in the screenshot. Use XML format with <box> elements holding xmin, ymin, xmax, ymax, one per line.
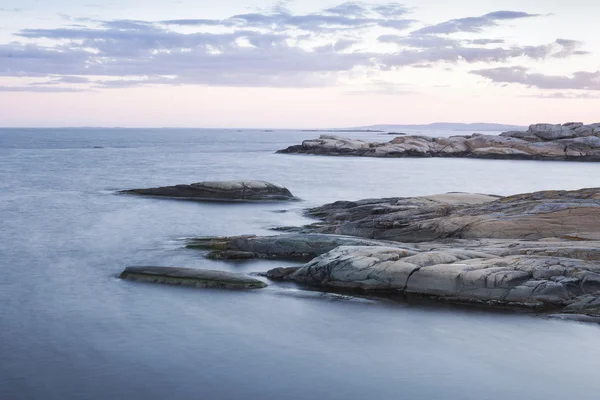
<box><xmin>499</xmin><ymin>131</ymin><xmax>541</xmax><ymax>142</ymax></box>
<box><xmin>266</xmin><ymin>246</ymin><xmax>600</xmax><ymax>314</ymax></box>
<box><xmin>529</xmin><ymin>123</ymin><xmax>576</xmax><ymax>140</ymax></box>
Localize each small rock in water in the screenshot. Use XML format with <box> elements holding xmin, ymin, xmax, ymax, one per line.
<box><xmin>120</xmin><ymin>180</ymin><xmax>295</xmax><ymax>202</ymax></box>
<box><xmin>119</xmin><ymin>266</ymin><xmax>267</xmax><ymax>289</ymax></box>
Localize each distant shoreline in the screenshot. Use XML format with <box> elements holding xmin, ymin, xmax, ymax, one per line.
<box><xmin>302</xmin><ymin>129</ymin><xmax>386</xmax><ymax>133</ymax></box>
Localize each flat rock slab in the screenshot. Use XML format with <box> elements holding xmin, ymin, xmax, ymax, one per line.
<box><xmin>121</xmin><ymin>180</ymin><xmax>295</xmax><ymax>202</ymax></box>
<box><xmin>119</xmin><ymin>266</ymin><xmax>267</xmax><ymax>289</ymax></box>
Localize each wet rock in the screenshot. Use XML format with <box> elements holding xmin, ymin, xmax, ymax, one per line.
<box><xmin>119</xmin><ymin>266</ymin><xmax>267</xmax><ymax>289</ymax></box>
<box><xmin>121</xmin><ymin>180</ymin><xmax>295</xmax><ymax>202</ymax></box>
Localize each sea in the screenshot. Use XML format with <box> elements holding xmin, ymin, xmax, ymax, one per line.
<box><xmin>1</xmin><ymin>128</ymin><xmax>600</xmax><ymax>400</ymax></box>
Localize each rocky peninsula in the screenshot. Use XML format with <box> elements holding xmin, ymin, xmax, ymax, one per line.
<box><xmin>278</xmin><ymin>122</ymin><xmax>600</xmax><ymax>161</ymax></box>
<box><xmin>188</xmin><ymin>188</ymin><xmax>600</xmax><ymax>319</ymax></box>
<box><xmin>121</xmin><ymin>180</ymin><xmax>295</xmax><ymax>202</ymax></box>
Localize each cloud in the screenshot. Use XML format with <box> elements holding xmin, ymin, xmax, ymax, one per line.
<box><xmin>373</xmin><ymin>3</ymin><xmax>410</xmax><ymax>17</ymax></box>
<box><xmin>472</xmin><ymin>66</ymin><xmax>600</xmax><ymax>90</ymax></box>
<box><xmin>0</xmin><ymin>86</ymin><xmax>89</xmax><ymax>92</ymax></box>
<box><xmin>346</xmin><ymin>81</ymin><xmax>413</xmax><ymax>95</ymax></box>
<box><xmin>0</xmin><ymin>3</ymin><xmax>590</xmax><ymax>93</ymax></box>
<box><xmin>525</xmin><ymin>92</ymin><xmax>600</xmax><ymax>99</ymax></box>
<box><xmin>324</xmin><ymin>2</ymin><xmax>369</xmax><ymax>17</ymax></box>
<box><xmin>378</xmin><ymin>34</ymin><xmax>506</xmax><ymax>48</ymax></box>
<box><xmin>160</xmin><ymin>3</ymin><xmax>415</xmax><ymax>32</ymax></box>
<box><xmin>470</xmin><ymin>39</ymin><xmax>505</xmax><ymax>45</ymax></box>
<box><xmin>30</xmin><ymin>76</ymin><xmax>91</xmax><ymax>85</ymax></box>
<box><xmin>379</xmin><ymin>33</ymin><xmax>460</xmax><ymax>48</ymax></box>
<box><xmin>379</xmin><ymin>38</ymin><xmax>583</xmax><ymax>66</ymax></box>
<box><xmin>413</xmin><ymin>10</ymin><xmax>540</xmax><ymax>35</ymax></box>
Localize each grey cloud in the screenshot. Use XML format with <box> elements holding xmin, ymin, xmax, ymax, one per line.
<box><xmin>160</xmin><ymin>19</ymin><xmax>226</xmax><ymax>26</ymax></box>
<box><xmin>553</xmin><ymin>38</ymin><xmax>589</xmax><ymax>57</ymax></box>
<box><xmin>526</xmin><ymin>92</ymin><xmax>600</xmax><ymax>99</ymax></box>
<box><xmin>413</xmin><ymin>10</ymin><xmax>539</xmax><ymax>35</ymax></box>
<box><xmin>472</xmin><ymin>66</ymin><xmax>600</xmax><ymax>90</ymax></box>
<box><xmin>58</xmin><ymin>14</ymin><xmax>96</xmax><ymax>23</ymax></box>
<box><xmin>470</xmin><ymin>39</ymin><xmax>505</xmax><ymax>45</ymax></box>
<box><xmin>0</xmin><ymin>86</ymin><xmax>89</xmax><ymax>92</ymax></box>
<box><xmin>379</xmin><ymin>34</ymin><xmax>506</xmax><ymax>48</ymax></box>
<box><xmin>94</xmin><ymin>76</ymin><xmax>179</xmax><ymax>88</ymax></box>
<box><xmin>30</xmin><ymin>76</ymin><xmax>91</xmax><ymax>85</ymax></box>
<box><xmin>102</xmin><ymin>19</ymin><xmax>156</xmax><ymax>30</ymax></box>
<box><xmin>333</xmin><ymin>39</ymin><xmax>359</xmax><ymax>51</ymax></box>
<box><xmin>379</xmin><ymin>34</ymin><xmax>459</xmax><ymax>47</ymax></box>
<box><xmin>95</xmin><ymin>71</ymin><xmax>336</xmax><ymax>88</ymax></box>
<box><xmin>160</xmin><ymin>3</ymin><xmax>414</xmax><ymax>32</ymax></box>
<box><xmin>324</xmin><ymin>2</ymin><xmax>369</xmax><ymax>17</ymax></box>
<box><xmin>0</xmin><ymin>3</ymin><xmax>590</xmax><ymax>91</ymax></box>
<box><xmin>0</xmin><ymin>43</ymin><xmax>92</xmax><ymax>77</ymax></box>
<box><xmin>373</xmin><ymin>3</ymin><xmax>409</xmax><ymax>17</ymax></box>
<box><xmin>346</xmin><ymin>81</ymin><xmax>413</xmax><ymax>95</ymax></box>
<box><xmin>380</xmin><ymin>38</ymin><xmax>582</xmax><ymax>66</ymax></box>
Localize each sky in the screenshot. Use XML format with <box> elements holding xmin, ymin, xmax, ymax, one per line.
<box><xmin>0</xmin><ymin>0</ymin><xmax>599</xmax><ymax>128</ymax></box>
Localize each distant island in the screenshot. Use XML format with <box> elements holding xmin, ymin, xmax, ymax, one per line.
<box><xmin>350</xmin><ymin>123</ymin><xmax>526</xmax><ymax>132</ymax></box>
<box><xmin>279</xmin><ymin>122</ymin><xmax>600</xmax><ymax>161</ymax></box>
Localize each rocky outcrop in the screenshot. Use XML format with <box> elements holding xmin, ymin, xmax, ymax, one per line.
<box><xmin>264</xmin><ymin>245</ymin><xmax>600</xmax><ymax>315</ymax></box>
<box><xmin>246</xmin><ymin>187</ymin><xmax>600</xmax><ymax>318</ymax></box>
<box><xmin>303</xmin><ymin>188</ymin><xmax>600</xmax><ymax>242</ymax></box>
<box><xmin>119</xmin><ymin>266</ymin><xmax>267</xmax><ymax>289</ymax></box>
<box><xmin>121</xmin><ymin>180</ymin><xmax>295</xmax><ymax>202</ymax></box>
<box><xmin>186</xmin><ymin>233</ymin><xmax>415</xmax><ymax>260</ymax></box>
<box><xmin>277</xmin><ymin>122</ymin><xmax>600</xmax><ymax>161</ymax></box>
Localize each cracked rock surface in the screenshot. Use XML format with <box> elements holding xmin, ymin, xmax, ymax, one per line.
<box><xmin>265</xmin><ymin>245</ymin><xmax>600</xmax><ymax>313</ymax></box>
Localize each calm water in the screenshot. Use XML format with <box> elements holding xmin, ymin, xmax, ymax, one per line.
<box><xmin>1</xmin><ymin>128</ymin><xmax>600</xmax><ymax>400</ymax></box>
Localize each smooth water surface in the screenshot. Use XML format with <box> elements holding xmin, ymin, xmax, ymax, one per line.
<box><xmin>1</xmin><ymin>128</ymin><xmax>600</xmax><ymax>400</ymax></box>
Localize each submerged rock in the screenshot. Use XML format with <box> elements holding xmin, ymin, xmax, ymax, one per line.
<box><xmin>119</xmin><ymin>266</ymin><xmax>267</xmax><ymax>289</ymax></box>
<box><xmin>277</xmin><ymin>122</ymin><xmax>600</xmax><ymax>161</ymax></box>
<box><xmin>120</xmin><ymin>180</ymin><xmax>295</xmax><ymax>202</ymax></box>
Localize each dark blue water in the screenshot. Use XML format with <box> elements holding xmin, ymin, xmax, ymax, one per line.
<box><xmin>1</xmin><ymin>128</ymin><xmax>600</xmax><ymax>400</ymax></box>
